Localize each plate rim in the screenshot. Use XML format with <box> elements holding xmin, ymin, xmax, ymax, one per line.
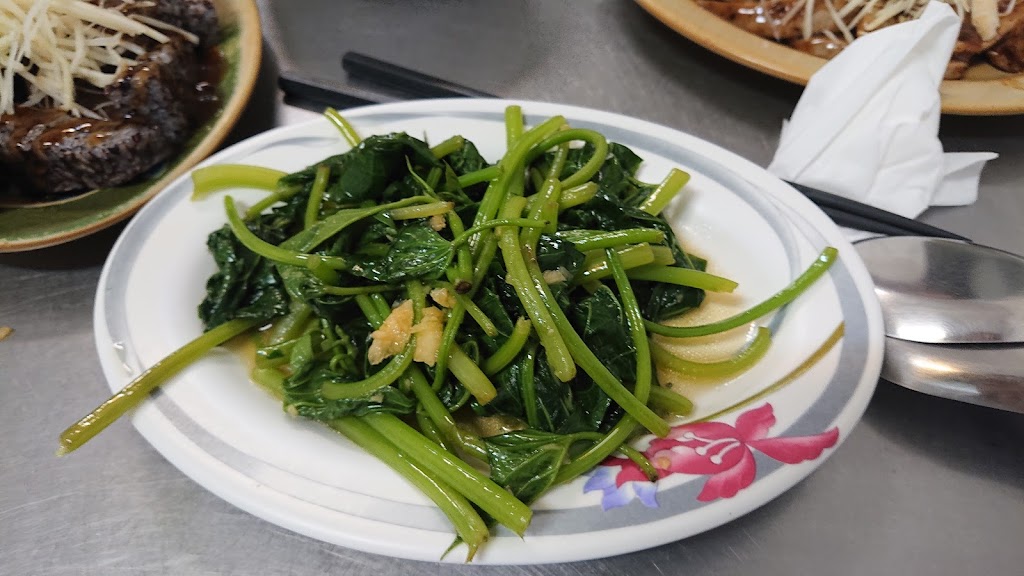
<box><xmin>92</xmin><ymin>97</ymin><xmax>885</xmax><ymax>563</ymax></box>
<box><xmin>634</xmin><ymin>0</ymin><xmax>1024</xmax><ymax>116</ymax></box>
<box><xmin>0</xmin><ymin>0</ymin><xmax>263</xmax><ymax>253</ymax></box>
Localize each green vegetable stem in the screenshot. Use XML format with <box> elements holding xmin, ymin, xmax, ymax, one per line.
<box><xmin>57</xmin><ymin>318</ymin><xmax>259</xmax><ymax>455</ymax></box>
<box><xmin>497</xmin><ymin>197</ymin><xmax>577</xmax><ymax>382</ymax></box>
<box><xmin>645</xmin><ymin>247</ymin><xmax>838</xmax><ymax>338</ymax></box>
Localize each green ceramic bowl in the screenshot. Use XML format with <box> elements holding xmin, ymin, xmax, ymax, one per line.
<box><xmin>0</xmin><ymin>0</ymin><xmax>262</xmax><ymax>252</ymax></box>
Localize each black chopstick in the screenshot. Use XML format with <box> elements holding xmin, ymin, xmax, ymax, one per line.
<box><xmin>784</xmin><ymin>180</ymin><xmax>970</xmax><ymax>242</ymax></box>
<box><xmin>279</xmin><ymin>57</ymin><xmax>972</xmax><ymax>242</ymax></box>
<box><xmin>341</xmin><ymin>51</ymin><xmax>497</xmax><ymax>99</ymax></box>
<box><xmin>817</xmin><ymin>207</ymin><xmax>928</xmax><ymax>238</ymax></box>
<box><xmin>278</xmin><ymin>72</ymin><xmax>383</xmax><ymax>108</ymax></box>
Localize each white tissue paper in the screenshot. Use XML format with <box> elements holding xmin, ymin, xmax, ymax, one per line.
<box><xmin>767</xmin><ymin>1</ymin><xmax>997</xmax><ymax>220</ymax></box>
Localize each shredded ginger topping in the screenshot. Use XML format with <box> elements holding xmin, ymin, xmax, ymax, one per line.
<box><xmin>0</xmin><ymin>0</ymin><xmax>195</xmax><ymax>117</ymax></box>
<box><xmin>792</xmin><ymin>0</ymin><xmax>977</xmax><ymax>42</ymax></box>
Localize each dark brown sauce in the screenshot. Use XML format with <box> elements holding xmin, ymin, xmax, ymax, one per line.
<box><xmin>735</xmin><ymin>5</ymin><xmax>770</xmax><ymax>26</ymax></box>
<box><xmin>191</xmin><ymin>45</ymin><xmax>224</xmax><ymax>126</ymax></box>
<box><xmin>788</xmin><ymin>35</ymin><xmax>847</xmax><ymax>60</ymax></box>
<box><xmin>34</xmin><ymin>118</ymin><xmax>123</xmax><ymax>151</ymax></box>
<box><xmin>2</xmin><ymin>107</ymin><xmax>62</xmax><ymax>154</ymax></box>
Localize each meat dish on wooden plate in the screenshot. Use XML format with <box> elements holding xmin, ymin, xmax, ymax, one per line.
<box><xmin>697</xmin><ymin>0</ymin><xmax>1024</xmax><ymax>78</ymax></box>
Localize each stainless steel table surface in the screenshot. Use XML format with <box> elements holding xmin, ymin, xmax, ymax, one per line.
<box><xmin>3</xmin><ymin>2</ymin><xmax>1023</xmax><ymax>574</ymax></box>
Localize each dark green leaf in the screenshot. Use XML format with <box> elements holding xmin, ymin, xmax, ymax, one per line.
<box><xmin>567</xmin><ymin>285</ymin><xmax>635</xmax><ymax>381</ymax></box>
<box><xmin>438</xmin><ymin>165</ymin><xmax>481</xmax><ymax>218</ymax></box>
<box><xmin>288</xmin><ymin>386</ymin><xmax>416</xmax><ymax>421</ymax></box>
<box><xmin>197</xmin><ymin>196</ymin><xmax>304</xmax><ymax>329</ymax></box>
<box><xmin>607</xmin><ymin>143</ymin><xmax>643</xmax><ymax>175</ymax></box>
<box><xmin>279</xmin><ymin>133</ymin><xmax>439</xmax><ymax>206</ymax></box>
<box><xmin>484</xmin><ymin>430</ymin><xmax>572</xmax><ymax>504</ymax></box>
<box><xmin>481</xmin><ymin>343</ymin><xmax>605</xmax><ymax>434</ymax></box>
<box><xmin>331</xmin><ymin>134</ymin><xmax>438</xmax><ymax>203</ymax></box>
<box><xmin>535</xmin><ymin>235</ymin><xmax>584</xmax><ymax>277</ymax></box>
<box><xmin>445</xmin><ymin>139</ymin><xmax>489</xmax><ymax>175</ymax></box>
<box><xmin>466</xmin><ymin>283</ymin><xmax>517</xmax><ymax>354</ymax></box>
<box><xmin>349</xmin><ymin>222</ymin><xmax>454</xmax><ymax>283</ymax></box>
<box><xmin>562</xmin><ymin>377</ymin><xmax>615</xmax><ymax>433</ymax></box>
<box><xmin>635</xmin><ymin>280</ymin><xmax>706</xmax><ymax>322</ymax></box>
<box><xmin>481</xmin><ymin>346</ymin><xmax>530</xmax><ymax>421</ymax></box>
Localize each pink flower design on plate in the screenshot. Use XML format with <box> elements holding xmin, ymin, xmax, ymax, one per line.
<box><xmin>584</xmin><ymin>403</ymin><xmax>839</xmax><ymax>508</ymax></box>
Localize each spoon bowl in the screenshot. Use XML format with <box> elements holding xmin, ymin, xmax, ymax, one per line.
<box><xmin>855</xmin><ymin>236</ymin><xmax>1024</xmax><ymax>344</ymax></box>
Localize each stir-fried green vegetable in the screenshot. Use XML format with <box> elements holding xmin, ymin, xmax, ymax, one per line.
<box><xmin>58</xmin><ymin>106</ymin><xmax>838</xmax><ymax>560</ymax></box>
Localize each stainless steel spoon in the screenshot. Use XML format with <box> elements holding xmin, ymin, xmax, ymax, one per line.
<box><xmin>882</xmin><ymin>339</ymin><xmax>1024</xmax><ymax>413</ymax></box>
<box><xmin>854</xmin><ymin>236</ymin><xmax>1024</xmax><ymax>413</ymax></box>
<box><xmin>855</xmin><ymin>236</ymin><xmax>1024</xmax><ymax>344</ymax></box>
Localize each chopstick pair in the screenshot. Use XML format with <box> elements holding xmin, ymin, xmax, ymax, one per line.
<box><xmin>278</xmin><ymin>52</ymin><xmax>970</xmax><ymax>243</ymax></box>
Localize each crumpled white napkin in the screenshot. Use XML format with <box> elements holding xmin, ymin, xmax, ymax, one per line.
<box><xmin>768</xmin><ymin>1</ymin><xmax>997</xmax><ymax>220</ymax></box>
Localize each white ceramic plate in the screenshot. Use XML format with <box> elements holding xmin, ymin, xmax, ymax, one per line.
<box><xmin>94</xmin><ymin>99</ymin><xmax>884</xmax><ymax>564</ymax></box>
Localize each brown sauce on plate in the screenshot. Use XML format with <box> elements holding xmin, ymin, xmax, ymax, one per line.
<box><xmin>191</xmin><ymin>46</ymin><xmax>224</xmax><ymax>126</ymax></box>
